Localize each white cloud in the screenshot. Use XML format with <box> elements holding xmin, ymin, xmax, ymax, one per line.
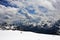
<box><xmin>0</xmin><ymin>4</ymin><xmax>26</xmax><ymax>24</ymax></box>
<box><xmin>6</xmin><ymin>0</ymin><xmax>55</xmax><ymax>10</ymax></box>
<box><xmin>0</xmin><ymin>0</ymin><xmax>60</xmax><ymax>28</ymax></box>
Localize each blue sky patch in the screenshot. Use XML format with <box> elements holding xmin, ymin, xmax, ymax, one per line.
<box><xmin>0</xmin><ymin>0</ymin><xmax>18</xmax><ymax>8</ymax></box>
<box><xmin>25</xmin><ymin>6</ymin><xmax>36</xmax><ymax>14</ymax></box>
<box><xmin>38</xmin><ymin>6</ymin><xmax>48</xmax><ymax>13</ymax></box>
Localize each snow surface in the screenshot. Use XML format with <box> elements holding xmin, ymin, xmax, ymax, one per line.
<box><xmin>0</xmin><ymin>30</ymin><xmax>60</xmax><ymax>40</ymax></box>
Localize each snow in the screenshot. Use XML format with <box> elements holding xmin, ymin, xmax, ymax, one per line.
<box><xmin>0</xmin><ymin>30</ymin><xmax>60</xmax><ymax>40</ymax></box>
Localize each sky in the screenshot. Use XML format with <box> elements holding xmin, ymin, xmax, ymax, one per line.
<box><xmin>0</xmin><ymin>0</ymin><xmax>60</xmax><ymax>28</ymax></box>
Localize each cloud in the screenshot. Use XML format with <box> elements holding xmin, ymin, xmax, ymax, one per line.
<box><xmin>0</xmin><ymin>4</ymin><xmax>26</xmax><ymax>24</ymax></box>
<box><xmin>0</xmin><ymin>0</ymin><xmax>60</xmax><ymax>28</ymax></box>
<box><xmin>6</xmin><ymin>0</ymin><xmax>55</xmax><ymax>10</ymax></box>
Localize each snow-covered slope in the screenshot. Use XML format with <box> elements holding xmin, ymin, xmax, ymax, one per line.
<box><xmin>0</xmin><ymin>30</ymin><xmax>60</xmax><ymax>40</ymax></box>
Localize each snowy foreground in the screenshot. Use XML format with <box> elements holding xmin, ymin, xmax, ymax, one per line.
<box><xmin>0</xmin><ymin>30</ymin><xmax>60</xmax><ymax>40</ymax></box>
